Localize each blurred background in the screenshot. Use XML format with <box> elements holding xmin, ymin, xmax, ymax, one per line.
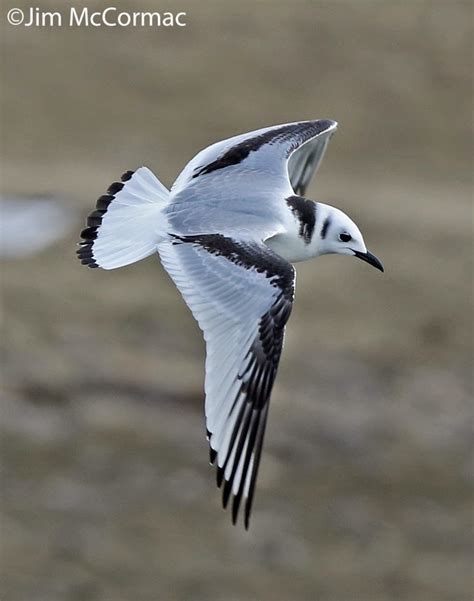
<box><xmin>1</xmin><ymin>1</ymin><xmax>472</xmax><ymax>600</ymax></box>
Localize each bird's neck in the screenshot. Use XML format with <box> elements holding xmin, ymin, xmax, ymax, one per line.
<box><xmin>266</xmin><ymin>196</ymin><xmax>321</xmax><ymax>263</ymax></box>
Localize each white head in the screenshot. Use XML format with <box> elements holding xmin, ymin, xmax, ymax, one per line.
<box><xmin>314</xmin><ymin>202</ymin><xmax>384</xmax><ymax>271</ymax></box>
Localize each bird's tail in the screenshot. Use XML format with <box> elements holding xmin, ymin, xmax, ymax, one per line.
<box><xmin>77</xmin><ymin>166</ymin><xmax>170</xmax><ymax>269</ymax></box>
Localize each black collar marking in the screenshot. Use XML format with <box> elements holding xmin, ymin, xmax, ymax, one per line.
<box><xmin>286</xmin><ymin>196</ymin><xmax>316</xmax><ymax>244</ymax></box>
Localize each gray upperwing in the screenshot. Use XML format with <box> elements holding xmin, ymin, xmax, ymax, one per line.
<box><xmin>166</xmin><ymin>119</ymin><xmax>337</xmax><ymax>239</ymax></box>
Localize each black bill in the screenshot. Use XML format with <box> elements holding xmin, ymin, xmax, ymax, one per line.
<box><xmin>353</xmin><ymin>249</ymin><xmax>384</xmax><ymax>272</ymax></box>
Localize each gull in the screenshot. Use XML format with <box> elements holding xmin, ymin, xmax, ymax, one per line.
<box><xmin>77</xmin><ymin>119</ymin><xmax>383</xmax><ymax>528</ymax></box>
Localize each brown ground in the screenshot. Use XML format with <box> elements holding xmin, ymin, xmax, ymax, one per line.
<box><xmin>1</xmin><ymin>2</ymin><xmax>472</xmax><ymax>600</ymax></box>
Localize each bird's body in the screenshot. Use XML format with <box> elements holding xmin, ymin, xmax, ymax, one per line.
<box><xmin>78</xmin><ymin>120</ymin><xmax>383</xmax><ymax>528</ymax></box>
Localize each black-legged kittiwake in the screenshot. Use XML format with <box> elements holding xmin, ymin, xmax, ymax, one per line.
<box><xmin>77</xmin><ymin>120</ymin><xmax>383</xmax><ymax>528</ymax></box>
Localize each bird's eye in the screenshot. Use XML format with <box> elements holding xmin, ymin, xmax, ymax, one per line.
<box><xmin>339</xmin><ymin>232</ymin><xmax>352</xmax><ymax>242</ymax></box>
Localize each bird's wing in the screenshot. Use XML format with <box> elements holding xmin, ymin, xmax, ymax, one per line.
<box><xmin>170</xmin><ymin>119</ymin><xmax>337</xmax><ymax>198</ymax></box>
<box><xmin>158</xmin><ymin>235</ymin><xmax>295</xmax><ymax>528</ymax></box>
<box><xmin>287</xmin><ymin>124</ymin><xmax>336</xmax><ymax>196</ymax></box>
<box><xmin>166</xmin><ymin>119</ymin><xmax>337</xmax><ymax>238</ymax></box>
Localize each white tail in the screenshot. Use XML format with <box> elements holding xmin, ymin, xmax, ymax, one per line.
<box><xmin>77</xmin><ymin>166</ymin><xmax>169</xmax><ymax>269</ymax></box>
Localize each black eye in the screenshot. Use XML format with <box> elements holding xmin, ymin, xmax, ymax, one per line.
<box><xmin>339</xmin><ymin>232</ymin><xmax>352</xmax><ymax>242</ymax></box>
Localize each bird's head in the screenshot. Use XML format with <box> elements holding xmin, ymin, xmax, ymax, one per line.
<box><xmin>314</xmin><ymin>202</ymin><xmax>384</xmax><ymax>272</ymax></box>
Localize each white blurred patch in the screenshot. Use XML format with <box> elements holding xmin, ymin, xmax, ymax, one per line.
<box><xmin>0</xmin><ymin>196</ymin><xmax>76</xmax><ymax>258</ymax></box>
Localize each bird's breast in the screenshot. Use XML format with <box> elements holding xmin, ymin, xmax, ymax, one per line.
<box><xmin>265</xmin><ymin>230</ymin><xmax>316</xmax><ymax>263</ymax></box>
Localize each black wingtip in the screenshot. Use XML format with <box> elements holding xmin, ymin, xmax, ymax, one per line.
<box><xmin>232</xmin><ymin>491</ymin><xmax>243</xmax><ymax>525</ymax></box>
<box><xmin>222</xmin><ymin>479</ymin><xmax>234</xmax><ymax>509</ymax></box>
<box><xmin>216</xmin><ymin>466</ymin><xmax>225</xmax><ymax>488</ymax></box>
<box><xmin>209</xmin><ymin>447</ymin><xmax>217</xmax><ymax>464</ymax></box>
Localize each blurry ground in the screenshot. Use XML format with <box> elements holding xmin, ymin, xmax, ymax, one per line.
<box><xmin>1</xmin><ymin>1</ymin><xmax>472</xmax><ymax>600</ymax></box>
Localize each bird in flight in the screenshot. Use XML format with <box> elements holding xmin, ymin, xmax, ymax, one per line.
<box><xmin>77</xmin><ymin>120</ymin><xmax>383</xmax><ymax>528</ymax></box>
